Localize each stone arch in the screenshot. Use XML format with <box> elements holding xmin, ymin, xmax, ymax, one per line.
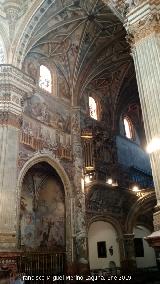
<box><xmin>87</xmin><ymin>216</ymin><xmax>123</xmax><ymax>269</ymax></box>
<box><xmin>125</xmin><ymin>192</ymin><xmax>156</xmax><ymax>234</ymax></box>
<box><xmin>17</xmin><ymin>154</ymin><xmax>73</xmax><ymax>261</ymax></box>
<box><xmin>87</xmin><ymin>215</ymin><xmax>123</xmax><ymax>239</ymax></box>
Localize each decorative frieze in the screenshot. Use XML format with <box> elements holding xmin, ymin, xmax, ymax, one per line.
<box><xmin>0</xmin><ymin>65</ymin><xmax>34</xmax><ymax>91</ymax></box>
<box><xmin>0</xmin><ymin>111</ymin><xmax>21</xmax><ymax>128</ymax></box>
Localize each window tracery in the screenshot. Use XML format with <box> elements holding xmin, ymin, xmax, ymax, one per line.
<box><xmin>39</xmin><ymin>65</ymin><xmax>52</xmax><ymax>93</ymax></box>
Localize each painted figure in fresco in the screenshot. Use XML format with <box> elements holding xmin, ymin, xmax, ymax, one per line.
<box><xmin>20</xmin><ymin>167</ymin><xmax>65</xmax><ymax>249</ymax></box>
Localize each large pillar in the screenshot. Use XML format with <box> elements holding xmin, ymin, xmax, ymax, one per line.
<box><xmin>125</xmin><ymin>1</ymin><xmax>160</xmax><ymax>232</ymax></box>
<box><xmin>0</xmin><ymin>65</ymin><xmax>33</xmax><ymax>250</ymax></box>
<box><xmin>71</xmin><ymin>106</ymin><xmax>89</xmax><ymax>273</ymax></box>
<box><xmin>121</xmin><ymin>234</ymin><xmax>136</xmax><ymax>271</ymax></box>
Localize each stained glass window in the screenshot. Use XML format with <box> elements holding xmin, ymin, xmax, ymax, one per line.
<box><xmin>89</xmin><ymin>96</ymin><xmax>97</xmax><ymax>120</ymax></box>
<box><xmin>39</xmin><ymin>65</ymin><xmax>52</xmax><ymax>93</ymax></box>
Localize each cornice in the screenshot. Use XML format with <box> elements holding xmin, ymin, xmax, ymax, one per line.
<box><xmin>0</xmin><ymin>64</ymin><xmax>35</xmax><ymax>94</ymax></box>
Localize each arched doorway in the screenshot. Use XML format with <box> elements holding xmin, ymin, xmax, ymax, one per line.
<box><xmin>134</xmin><ymin>226</ymin><xmax>156</xmax><ymax>268</ymax></box>
<box><xmin>20</xmin><ymin>162</ymin><xmax>65</xmax><ymax>250</ymax></box>
<box><xmin>88</xmin><ymin>221</ymin><xmax>120</xmax><ymax>270</ymax></box>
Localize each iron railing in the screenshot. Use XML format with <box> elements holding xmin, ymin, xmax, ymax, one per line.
<box><xmin>17</xmin><ymin>252</ymin><xmax>65</xmax><ymax>283</ymax></box>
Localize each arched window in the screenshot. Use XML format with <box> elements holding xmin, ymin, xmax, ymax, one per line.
<box><xmin>89</xmin><ymin>96</ymin><xmax>97</xmax><ymax>120</ymax></box>
<box><xmin>123</xmin><ymin>116</ymin><xmax>134</xmax><ymax>139</ymax></box>
<box><xmin>39</xmin><ymin>65</ymin><xmax>52</xmax><ymax>93</ymax></box>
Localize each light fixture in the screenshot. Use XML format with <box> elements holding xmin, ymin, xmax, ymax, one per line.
<box><xmin>84</xmin><ymin>175</ymin><xmax>90</xmax><ymax>184</ymax></box>
<box><xmin>106</xmin><ymin>178</ymin><xmax>113</xmax><ymax>185</ymax></box>
<box><xmin>132</xmin><ymin>185</ymin><xmax>140</xmax><ymax>192</ymax></box>
<box><xmin>146</xmin><ymin>137</ymin><xmax>160</xmax><ymax>154</ymax></box>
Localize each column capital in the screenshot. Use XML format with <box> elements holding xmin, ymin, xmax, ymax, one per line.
<box><xmin>0</xmin><ymin>65</ymin><xmax>34</xmax><ymax>128</ymax></box>
<box><xmin>124</xmin><ymin>0</ymin><xmax>160</xmax><ymax>46</ymax></box>
<box><xmin>123</xmin><ymin>233</ymin><xmax>135</xmax><ymax>240</ymax></box>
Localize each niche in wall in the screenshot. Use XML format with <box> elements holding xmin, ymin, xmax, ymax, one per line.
<box><xmin>20</xmin><ymin>162</ymin><xmax>65</xmax><ymax>250</ymax></box>
<box><xmin>88</xmin><ymin>221</ymin><xmax>120</xmax><ymax>270</ymax></box>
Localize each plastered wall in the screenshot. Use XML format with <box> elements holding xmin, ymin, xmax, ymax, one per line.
<box><xmin>88</xmin><ymin>221</ymin><xmax>120</xmax><ymax>270</ymax></box>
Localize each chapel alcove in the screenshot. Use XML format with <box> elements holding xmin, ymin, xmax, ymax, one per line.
<box><xmin>20</xmin><ymin>162</ymin><xmax>65</xmax><ymax>252</ymax></box>
<box><xmin>88</xmin><ymin>221</ymin><xmax>120</xmax><ymax>271</ymax></box>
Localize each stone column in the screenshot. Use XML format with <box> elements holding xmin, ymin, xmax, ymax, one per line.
<box><xmin>0</xmin><ymin>65</ymin><xmax>34</xmax><ymax>249</ymax></box>
<box><xmin>122</xmin><ymin>234</ymin><xmax>136</xmax><ymax>271</ymax></box>
<box><xmin>125</xmin><ymin>1</ymin><xmax>160</xmax><ymax>231</ymax></box>
<box><xmin>71</xmin><ymin>106</ymin><xmax>89</xmax><ymax>273</ymax></box>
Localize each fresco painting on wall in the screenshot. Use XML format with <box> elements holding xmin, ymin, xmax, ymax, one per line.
<box><xmin>24</xmin><ymin>93</ymin><xmax>71</xmax><ymax>134</ymax></box>
<box><xmin>21</xmin><ymin>118</ymin><xmax>72</xmax><ymax>160</ymax></box>
<box><xmin>20</xmin><ymin>166</ymin><xmax>65</xmax><ymax>250</ymax></box>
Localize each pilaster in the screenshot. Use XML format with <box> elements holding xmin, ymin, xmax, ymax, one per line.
<box><xmin>122</xmin><ymin>234</ymin><xmax>137</xmax><ymax>271</ymax></box>
<box><xmin>71</xmin><ymin>106</ymin><xmax>89</xmax><ymax>273</ymax></box>
<box><xmin>0</xmin><ymin>65</ymin><xmax>34</xmax><ymax>249</ymax></box>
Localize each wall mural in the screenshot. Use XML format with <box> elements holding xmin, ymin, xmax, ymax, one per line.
<box><xmin>21</xmin><ymin>117</ymin><xmax>71</xmax><ymax>155</ymax></box>
<box><xmin>20</xmin><ymin>165</ymin><xmax>65</xmax><ymax>250</ymax></box>
<box><xmin>24</xmin><ymin>93</ymin><xmax>71</xmax><ymax>133</ymax></box>
<box><xmin>20</xmin><ymin>92</ymin><xmax>72</xmax><ymax>160</ymax></box>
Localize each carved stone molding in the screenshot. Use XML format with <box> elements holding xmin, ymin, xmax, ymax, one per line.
<box><xmin>0</xmin><ymin>65</ymin><xmax>34</xmax><ymax>91</ymax></box>
<box><xmin>153</xmin><ymin>210</ymin><xmax>160</xmax><ymax>231</ymax></box>
<box><xmin>124</xmin><ymin>0</ymin><xmax>160</xmax><ymax>48</ymax></box>
<box><xmin>0</xmin><ymin>111</ymin><xmax>22</xmax><ymax>128</ymax></box>
<box><xmin>126</xmin><ymin>12</ymin><xmax>160</xmax><ymax>46</ymax></box>
<box><xmin>0</xmin><ymin>65</ymin><xmax>34</xmax><ymax>126</ymax></box>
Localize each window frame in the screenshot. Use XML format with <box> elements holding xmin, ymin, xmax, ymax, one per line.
<box><xmin>123</xmin><ymin>116</ymin><xmax>135</xmax><ymax>140</ymax></box>
<box><xmin>89</xmin><ymin>96</ymin><xmax>101</xmax><ymax>121</ymax></box>
<box><xmin>39</xmin><ymin>64</ymin><xmax>52</xmax><ymax>93</ymax></box>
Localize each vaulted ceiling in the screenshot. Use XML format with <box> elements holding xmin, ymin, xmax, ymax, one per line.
<box><xmin>0</xmin><ymin>0</ymin><xmax>138</xmax><ymax>109</ymax></box>
<box><xmin>20</xmin><ymin>0</ymin><xmax>134</xmax><ymax>103</ymax></box>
